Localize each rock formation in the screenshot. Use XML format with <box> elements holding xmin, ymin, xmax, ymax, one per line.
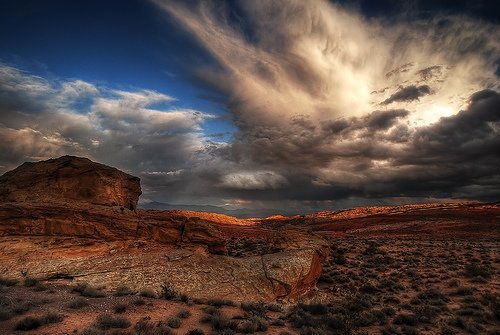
<box><xmin>0</xmin><ymin>155</ymin><xmax>328</xmax><ymax>302</ymax></box>
<box><xmin>0</xmin><ymin>155</ymin><xmax>141</xmax><ymax>210</ymax></box>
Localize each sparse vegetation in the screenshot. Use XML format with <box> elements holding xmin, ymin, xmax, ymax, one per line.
<box><xmin>114</xmin><ymin>285</ymin><xmax>135</xmax><ymax>296</ymax></box>
<box><xmin>15</xmin><ymin>316</ymin><xmax>42</xmax><ymax>331</ymax></box>
<box><xmin>160</xmin><ymin>282</ymin><xmax>178</xmax><ymax>300</ymax></box>
<box><xmin>72</xmin><ymin>282</ymin><xmax>106</xmax><ymax>298</ymax></box>
<box><xmin>114</xmin><ymin>303</ymin><xmax>127</xmax><ymax>313</ymax></box>
<box><xmin>94</xmin><ymin>313</ymin><xmax>131</xmax><ymax>330</ymax></box>
<box><xmin>67</xmin><ymin>297</ymin><xmax>89</xmax><ymax>309</ymax></box>
<box><xmin>167</xmin><ymin>316</ymin><xmax>182</xmax><ymax>328</ymax></box>
<box><xmin>0</xmin><ymin>278</ymin><xmax>18</xmax><ymax>287</ymax></box>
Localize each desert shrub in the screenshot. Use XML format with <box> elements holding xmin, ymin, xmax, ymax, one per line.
<box><xmin>23</xmin><ymin>277</ymin><xmax>39</xmax><ymax>287</ymax></box>
<box><xmin>160</xmin><ymin>282</ymin><xmax>178</xmax><ymax>300</ymax></box>
<box><xmin>32</xmin><ymin>282</ymin><xmax>47</xmax><ymax>291</ymax></box>
<box><xmin>67</xmin><ymin>297</ymin><xmax>89</xmax><ymax>309</ymax></box>
<box><xmin>240</xmin><ymin>301</ymin><xmax>269</xmax><ymax>317</ymax></box>
<box><xmin>271</xmin><ymin>318</ymin><xmax>286</xmax><ymax>326</ymax></box>
<box><xmin>186</xmin><ymin>329</ymin><xmax>205</xmax><ymax>335</ymax></box>
<box><xmin>167</xmin><ymin>316</ymin><xmax>182</xmax><ymax>328</ymax></box>
<box><xmin>440</xmin><ymin>326</ymin><xmax>457</xmax><ymax>335</ymax></box>
<box><xmin>114</xmin><ymin>303</ymin><xmax>127</xmax><ymax>314</ymax></box>
<box><xmin>208</xmin><ymin>298</ymin><xmax>236</xmax><ymax>307</ymax></box>
<box><xmin>201</xmin><ymin>309</ymin><xmax>235</xmax><ymax>331</ymax></box>
<box><xmin>94</xmin><ymin>313</ymin><xmax>131</xmax><ymax>330</ymax></box>
<box><xmin>360</xmin><ymin>283</ymin><xmax>379</xmax><ymax>293</ymax></box>
<box><xmin>177</xmin><ymin>308</ymin><xmax>191</xmax><ymax>318</ymax></box>
<box><xmin>401</xmin><ymin>325</ymin><xmax>420</xmax><ymax>335</ymax></box>
<box><xmin>0</xmin><ymin>308</ymin><xmax>12</xmax><ymax>321</ymax></box>
<box><xmin>72</xmin><ymin>283</ymin><xmax>105</xmax><ymax>298</ymax></box>
<box><xmin>140</xmin><ymin>288</ymin><xmax>157</xmax><ymax>298</ymax></box>
<box><xmin>236</xmin><ymin>316</ymin><xmax>269</xmax><ymax>333</ymax></box>
<box><xmin>417</xmin><ymin>288</ymin><xmax>449</xmax><ymax>303</ymax></box>
<box><xmin>453</xmin><ymin>286</ymin><xmax>474</xmax><ymax>296</ymax></box>
<box><xmin>179</xmin><ymin>293</ymin><xmax>190</xmax><ymax>303</ymax></box>
<box><xmin>299</xmin><ymin>327</ymin><xmax>328</xmax><ymax>335</ymax></box>
<box><xmin>114</xmin><ymin>285</ymin><xmax>134</xmax><ymax>296</ymax></box>
<box><xmin>15</xmin><ymin>316</ymin><xmax>42</xmax><ymax>331</ymax></box>
<box><xmin>354</xmin><ymin>311</ymin><xmax>376</xmax><ymax>327</ymax></box>
<box><xmin>133</xmin><ymin>298</ymin><xmax>146</xmax><ymax>306</ymax></box>
<box><xmin>464</xmin><ymin>263</ymin><xmax>491</xmax><ymax>279</ymax></box>
<box><xmin>41</xmin><ymin>311</ymin><xmax>64</xmax><ymax>324</ymax></box>
<box><xmin>393</xmin><ymin>313</ymin><xmax>418</xmax><ymax>326</ymax></box>
<box><xmin>412</xmin><ymin>305</ymin><xmax>443</xmax><ymax>323</ymax></box>
<box><xmin>332</xmin><ymin>252</ymin><xmax>347</xmax><ymax>265</ymax></box>
<box><xmin>0</xmin><ymin>277</ymin><xmax>18</xmax><ymax>286</ymax></box>
<box><xmin>381</xmin><ymin>325</ymin><xmax>400</xmax><ymax>335</ymax></box>
<box><xmin>448</xmin><ymin>316</ymin><xmax>484</xmax><ymax>333</ymax></box>
<box><xmin>382</xmin><ymin>307</ymin><xmax>396</xmax><ymax>316</ymax></box>
<box><xmin>297</xmin><ymin>303</ymin><xmax>329</xmax><ymax>315</ymax></box>
<box><xmin>134</xmin><ymin>317</ymin><xmax>173</xmax><ymax>335</ymax></box>
<box><xmin>13</xmin><ymin>302</ymin><xmax>33</xmax><ymax>315</ymax></box>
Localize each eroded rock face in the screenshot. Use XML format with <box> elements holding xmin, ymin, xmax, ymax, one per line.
<box><xmin>0</xmin><ymin>156</ymin><xmax>141</xmax><ymax>210</ymax></box>
<box><xmin>0</xmin><ymin>156</ymin><xmax>328</xmax><ymax>302</ymax></box>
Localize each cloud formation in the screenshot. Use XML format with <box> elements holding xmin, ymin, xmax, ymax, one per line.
<box><xmin>0</xmin><ymin>63</ymin><xmax>222</xmax><ymax>203</ymax></box>
<box><xmin>1</xmin><ymin>0</ymin><xmax>499</xmax><ymax>213</ymax></box>
<box><xmin>151</xmin><ymin>0</ymin><xmax>500</xmax><ymax>207</ymax></box>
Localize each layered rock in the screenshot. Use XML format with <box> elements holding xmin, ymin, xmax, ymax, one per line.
<box><xmin>0</xmin><ymin>156</ymin><xmax>328</xmax><ymax>302</ymax></box>
<box><xmin>0</xmin><ymin>155</ymin><xmax>141</xmax><ymax>210</ymax></box>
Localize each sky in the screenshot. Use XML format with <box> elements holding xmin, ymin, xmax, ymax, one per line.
<box><xmin>0</xmin><ymin>0</ymin><xmax>499</xmax><ymax>215</ymax></box>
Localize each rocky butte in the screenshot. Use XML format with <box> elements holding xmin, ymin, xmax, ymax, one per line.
<box><xmin>0</xmin><ymin>156</ymin><xmax>329</xmax><ymax>303</ymax></box>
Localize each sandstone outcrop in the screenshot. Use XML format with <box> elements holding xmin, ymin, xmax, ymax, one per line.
<box><xmin>0</xmin><ymin>156</ymin><xmax>328</xmax><ymax>302</ymax></box>
<box><xmin>0</xmin><ymin>155</ymin><xmax>141</xmax><ymax>210</ymax></box>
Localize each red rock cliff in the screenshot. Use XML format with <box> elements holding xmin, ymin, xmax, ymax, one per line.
<box><xmin>0</xmin><ymin>155</ymin><xmax>141</xmax><ymax>210</ymax></box>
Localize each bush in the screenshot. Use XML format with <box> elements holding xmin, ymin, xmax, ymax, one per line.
<box><xmin>133</xmin><ymin>298</ymin><xmax>146</xmax><ymax>306</ymax></box>
<box><xmin>15</xmin><ymin>316</ymin><xmax>42</xmax><ymax>331</ymax></box>
<box><xmin>464</xmin><ymin>263</ymin><xmax>491</xmax><ymax>279</ymax></box>
<box><xmin>23</xmin><ymin>277</ymin><xmax>40</xmax><ymax>287</ymax></box>
<box><xmin>72</xmin><ymin>283</ymin><xmax>105</xmax><ymax>297</ymax></box>
<box><xmin>167</xmin><ymin>316</ymin><xmax>182</xmax><ymax>328</ymax></box>
<box><xmin>160</xmin><ymin>282</ymin><xmax>178</xmax><ymax>300</ymax></box>
<box><xmin>42</xmin><ymin>312</ymin><xmax>64</xmax><ymax>324</ymax></box>
<box><xmin>0</xmin><ymin>306</ymin><xmax>13</xmax><ymax>321</ymax></box>
<box><xmin>94</xmin><ymin>313</ymin><xmax>131</xmax><ymax>330</ymax></box>
<box><xmin>186</xmin><ymin>329</ymin><xmax>205</xmax><ymax>335</ymax></box>
<box><xmin>140</xmin><ymin>288</ymin><xmax>157</xmax><ymax>298</ymax></box>
<box><xmin>241</xmin><ymin>301</ymin><xmax>269</xmax><ymax>317</ymax></box>
<box><xmin>134</xmin><ymin>317</ymin><xmax>173</xmax><ymax>335</ymax></box>
<box><xmin>297</xmin><ymin>303</ymin><xmax>329</xmax><ymax>315</ymax></box>
<box><xmin>236</xmin><ymin>316</ymin><xmax>269</xmax><ymax>333</ymax></box>
<box><xmin>393</xmin><ymin>313</ymin><xmax>418</xmax><ymax>326</ymax></box>
<box><xmin>114</xmin><ymin>303</ymin><xmax>127</xmax><ymax>314</ymax></box>
<box><xmin>207</xmin><ymin>299</ymin><xmax>236</xmax><ymax>307</ymax></box>
<box><xmin>0</xmin><ymin>277</ymin><xmax>18</xmax><ymax>286</ymax></box>
<box><xmin>67</xmin><ymin>297</ymin><xmax>89</xmax><ymax>309</ymax></box>
<box><xmin>177</xmin><ymin>309</ymin><xmax>191</xmax><ymax>318</ymax></box>
<box><xmin>114</xmin><ymin>285</ymin><xmax>135</xmax><ymax>296</ymax></box>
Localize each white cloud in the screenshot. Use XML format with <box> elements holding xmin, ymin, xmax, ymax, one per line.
<box><xmin>220</xmin><ymin>171</ymin><xmax>287</xmax><ymax>190</ymax></box>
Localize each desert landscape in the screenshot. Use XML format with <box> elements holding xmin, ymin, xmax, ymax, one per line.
<box><xmin>0</xmin><ymin>156</ymin><xmax>498</xmax><ymax>335</ymax></box>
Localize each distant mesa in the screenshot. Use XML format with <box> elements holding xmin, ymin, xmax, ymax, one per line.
<box><xmin>0</xmin><ymin>155</ymin><xmax>141</xmax><ymax>210</ymax></box>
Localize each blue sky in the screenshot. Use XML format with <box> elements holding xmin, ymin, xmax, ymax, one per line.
<box><xmin>0</xmin><ymin>0</ymin><xmax>499</xmax><ymax>215</ymax></box>
<box><xmin>0</xmin><ymin>0</ymin><xmax>233</xmax><ymax>140</ymax></box>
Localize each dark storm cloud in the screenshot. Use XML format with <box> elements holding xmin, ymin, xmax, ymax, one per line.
<box><xmin>382</xmin><ymin>85</ymin><xmax>432</xmax><ymax>105</ymax></box>
<box><xmin>2</xmin><ymin>0</ymin><xmax>500</xmax><ymax>211</ymax></box>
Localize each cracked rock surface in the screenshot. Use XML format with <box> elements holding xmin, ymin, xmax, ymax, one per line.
<box><xmin>0</xmin><ymin>156</ymin><xmax>328</xmax><ymax>302</ymax></box>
